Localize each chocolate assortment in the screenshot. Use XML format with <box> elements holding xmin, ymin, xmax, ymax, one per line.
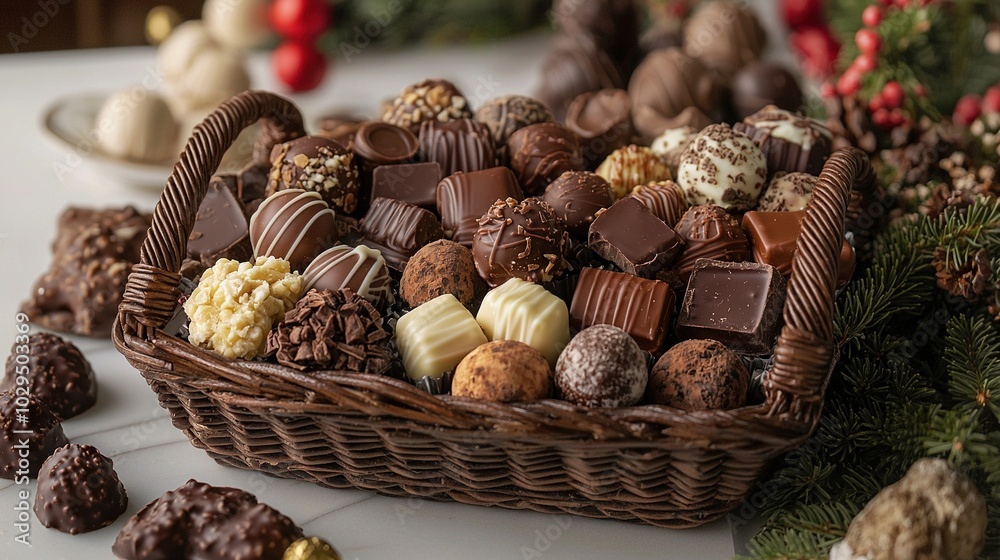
<box><xmin>472</xmin><ymin>197</ymin><xmax>569</xmax><ymax>287</ymax></box>
<box><xmin>34</xmin><ymin>443</ymin><xmax>127</xmax><ymax>534</ymax></box>
<box><xmin>2</xmin><ymin>333</ymin><xmax>96</xmax><ymax>420</ymax></box>
<box><xmin>437</xmin><ymin>166</ymin><xmax>523</xmax><ymax>247</ymax></box>
<box><xmin>589</xmin><ymin>197</ymin><xmax>683</xmax><ymax>278</ymax></box>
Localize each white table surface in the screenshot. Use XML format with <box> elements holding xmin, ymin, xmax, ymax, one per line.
<box><xmin>0</xmin><ymin>18</ymin><xmax>805</xmax><ymax>557</ymax></box>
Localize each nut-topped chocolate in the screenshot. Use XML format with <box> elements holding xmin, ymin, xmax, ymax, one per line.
<box><xmin>418</xmin><ymin>118</ymin><xmax>496</xmax><ymax>177</ymax></box>
<box><xmin>733</xmin><ymin>106</ymin><xmax>832</xmax><ymax>177</ymax></box>
<box><xmin>0</xmin><ymin>391</ymin><xmax>68</xmax><ymax>479</ymax></box>
<box><xmin>507</xmin><ymin>122</ymin><xmax>585</xmax><ymax>195</ymax></box>
<box><xmin>472</xmin><ymin>197</ymin><xmax>569</xmax><ymax>287</ymax></box>
<box><xmin>250</xmin><ymin>189</ymin><xmax>339</xmax><ymax>273</ymax></box>
<box><xmin>628</xmin><ymin>180</ymin><xmax>689</xmax><ymax>227</ymax></box>
<box><xmin>683</xmin><ymin>0</ymin><xmax>767</xmax><ymax>81</ymax></box>
<box><xmin>541</xmin><ymin>171</ymin><xmax>614</xmax><ymax>239</ymax></box>
<box><xmin>474</xmin><ymin>95</ymin><xmax>554</xmax><ymax>157</ymax></box>
<box><xmin>628</xmin><ymin>48</ymin><xmax>721</xmax><ymax>142</ymax></box>
<box><xmin>565</xmin><ymin>88</ymin><xmax>633</xmax><ymax>169</ymax></box>
<box><xmin>677</xmin><ymin>124</ymin><xmax>768</xmax><ymax>211</ymax></box>
<box><xmin>381</xmin><ymin>78</ymin><xmax>473</xmax><ymax>134</ymax></box>
<box><xmin>672</xmin><ymin>204</ymin><xmax>751</xmax><ymax>282</ymax></box>
<box><xmin>267</xmin><ymin>136</ymin><xmax>360</xmax><ymax>214</ymax></box>
<box><xmin>2</xmin><ymin>333</ymin><xmax>96</xmax><ymax>420</ymax></box>
<box><xmin>596</xmin><ymin>144</ymin><xmax>673</xmax><ymax>200</ymax></box>
<box><xmin>302</xmin><ymin>244</ymin><xmax>394</xmax><ymax>311</ymax></box>
<box><xmin>34</xmin><ymin>443</ymin><xmax>127</xmax><ymax>534</ymax></box>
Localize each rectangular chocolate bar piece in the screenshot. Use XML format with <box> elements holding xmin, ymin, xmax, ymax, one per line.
<box><xmin>569</xmin><ymin>267</ymin><xmax>676</xmax><ymax>354</ymax></box>
<box><xmin>360</xmin><ymin>197</ymin><xmax>444</xmax><ymax>271</ymax></box>
<box><xmin>436</xmin><ymin>166</ymin><xmax>523</xmax><ymax>247</ymax></box>
<box><xmin>370</xmin><ymin>161</ymin><xmax>442</xmax><ymax>213</ymax></box>
<box><xmin>675</xmin><ymin>259</ymin><xmax>787</xmax><ymax>355</ymax></box>
<box><xmin>588</xmin><ymin>197</ymin><xmax>683</xmax><ymax>278</ymax></box>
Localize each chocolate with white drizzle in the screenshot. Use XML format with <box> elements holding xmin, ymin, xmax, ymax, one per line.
<box><xmin>302</xmin><ymin>244</ymin><xmax>394</xmax><ymax>311</ymax></box>
<box><xmin>249</xmin><ymin>189</ymin><xmax>338</xmax><ymax>273</ymax></box>
<box><xmin>733</xmin><ymin>106</ymin><xmax>832</xmax><ymax>177</ymax></box>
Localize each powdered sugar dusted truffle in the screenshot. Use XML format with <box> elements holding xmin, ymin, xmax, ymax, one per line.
<box><xmin>650</xmin><ymin>126</ymin><xmax>697</xmax><ymax>175</ymax></box>
<box><xmin>555</xmin><ymin>324</ymin><xmax>647</xmax><ymax>408</ymax></box>
<box><xmin>757</xmin><ymin>172</ymin><xmax>817</xmax><ymax>212</ymax></box>
<box><xmin>595</xmin><ymin>145</ymin><xmax>673</xmax><ymax>200</ymax></box>
<box><xmin>677</xmin><ymin>124</ymin><xmax>767</xmax><ymax>211</ymax></box>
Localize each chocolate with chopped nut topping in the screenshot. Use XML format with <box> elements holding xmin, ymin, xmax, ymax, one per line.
<box><xmin>472</xmin><ymin>197</ymin><xmax>569</xmax><ymax>287</ymax></box>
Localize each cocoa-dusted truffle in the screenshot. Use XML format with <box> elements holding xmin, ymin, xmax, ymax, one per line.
<box><xmin>267</xmin><ymin>136</ymin><xmax>359</xmax><ymax>214</ymax></box>
<box><xmin>647</xmin><ymin>339</ymin><xmax>749</xmax><ymax>411</ymax></box>
<box><xmin>555</xmin><ymin>324</ymin><xmax>647</xmax><ymax>408</ymax></box>
<box><xmin>672</xmin><ymin>204</ymin><xmax>751</xmax><ymax>282</ymax></box>
<box><xmin>0</xmin><ymin>391</ymin><xmax>68</xmax><ymax>479</ymax></box>
<box><xmin>474</xmin><ymin>95</ymin><xmax>554</xmax><ymax>156</ymax></box>
<box><xmin>250</xmin><ymin>190</ymin><xmax>339</xmax><ymax>273</ymax></box>
<box><xmin>452</xmin><ymin>340</ymin><xmax>552</xmax><ymax>403</ymax></box>
<box><xmin>677</xmin><ymin>124</ymin><xmax>768</xmax><ymax>211</ymax></box>
<box><xmin>565</xmin><ymin>88</ymin><xmax>633</xmax><ymax>169</ymax></box>
<box><xmin>596</xmin><ymin>144</ymin><xmax>673</xmax><ymax>200</ymax></box>
<box><xmin>418</xmin><ymin>118</ymin><xmax>496</xmax><ymax>177</ymax></box>
<box><xmin>34</xmin><ymin>444</ymin><xmax>127</xmax><ymax>534</ymax></box>
<box><xmin>400</xmin><ymin>239</ymin><xmax>478</xmax><ymax>308</ymax></box>
<box><xmin>507</xmin><ymin>122</ymin><xmax>585</xmax><ymax>195</ymax></box>
<box><xmin>472</xmin><ymin>198</ymin><xmax>569</xmax><ymax>287</ymax></box>
<box><xmin>629</xmin><ymin>180</ymin><xmax>689</xmax><ymax>227</ymax></box>
<box><xmin>683</xmin><ymin>0</ymin><xmax>767</xmax><ymax>81</ymax></box>
<box><xmin>113</xmin><ymin>479</ymin><xmax>303</xmax><ymax>560</ymax></box>
<box><xmin>535</xmin><ymin>34</ymin><xmax>624</xmax><ymax>121</ymax></box>
<box><xmin>2</xmin><ymin>333</ymin><xmax>96</xmax><ymax>420</ymax></box>
<box><xmin>733</xmin><ymin>106</ymin><xmax>833</xmax><ymax>177</ymax></box>
<box><xmin>628</xmin><ymin>48</ymin><xmax>721</xmax><ymax>142</ymax></box>
<box><xmin>650</xmin><ymin>126</ymin><xmax>697</xmax><ymax>176</ymax></box>
<box><xmin>266</xmin><ymin>289</ymin><xmax>391</xmax><ymax>374</ymax></box>
<box><xmin>381</xmin><ymin>78</ymin><xmax>473</xmax><ymax>134</ymax></box>
<box><xmin>303</xmin><ymin>244</ymin><xmax>394</xmax><ymax>311</ymax></box>
<box><xmin>541</xmin><ymin>171</ymin><xmax>614</xmax><ymax>239</ymax></box>
<box><xmin>730</xmin><ymin>61</ymin><xmax>803</xmax><ymax>121</ymax></box>
<box><xmin>757</xmin><ymin>172</ymin><xmax>817</xmax><ymax>212</ymax></box>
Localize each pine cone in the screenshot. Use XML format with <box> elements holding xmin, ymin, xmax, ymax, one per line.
<box><xmin>266</xmin><ymin>289</ymin><xmax>392</xmax><ymax>374</ymax></box>
<box><xmin>881</xmin><ymin>125</ymin><xmax>959</xmax><ymax>187</ymax></box>
<box><xmin>825</xmin><ymin>94</ymin><xmax>878</xmax><ymax>154</ymax></box>
<box><xmin>932</xmin><ymin>248</ymin><xmax>993</xmax><ymax>301</ymax></box>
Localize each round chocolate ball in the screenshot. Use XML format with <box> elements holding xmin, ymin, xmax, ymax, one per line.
<box><xmin>758</xmin><ymin>172</ymin><xmax>817</xmax><ymax>212</ymax></box>
<box><xmin>34</xmin><ymin>444</ymin><xmax>127</xmax><ymax>534</ymax></box>
<box><xmin>650</xmin><ymin>126</ymin><xmax>697</xmax><ymax>176</ymax></box>
<box><xmin>0</xmin><ymin>391</ymin><xmax>68</xmax><ymax>479</ymax></box>
<box><xmin>595</xmin><ymin>144</ymin><xmax>673</xmax><ymax>200</ymax></box>
<box><xmin>381</xmin><ymin>78</ymin><xmax>473</xmax><ymax>134</ymax></box>
<box><xmin>683</xmin><ymin>0</ymin><xmax>767</xmax><ymax>81</ymax></box>
<box><xmin>474</xmin><ymin>95</ymin><xmax>554</xmax><ymax>152</ymax></box>
<box><xmin>733</xmin><ymin>107</ymin><xmax>832</xmax><ymax>177</ymax></box>
<box><xmin>565</xmin><ymin>88</ymin><xmax>633</xmax><ymax>169</ymax></box>
<box><xmin>267</xmin><ymin>136</ymin><xmax>359</xmax><ymax>214</ymax></box>
<box><xmin>673</xmin><ymin>204</ymin><xmax>751</xmax><ymax>282</ymax></box>
<box><xmin>541</xmin><ymin>171</ymin><xmax>614</xmax><ymax>239</ymax></box>
<box><xmin>472</xmin><ymin>198</ymin><xmax>569</xmax><ymax>287</ymax></box>
<box><xmin>452</xmin><ymin>340</ymin><xmax>552</xmax><ymax>403</ymax></box>
<box><xmin>2</xmin><ymin>333</ymin><xmax>96</xmax><ymax>420</ymax></box>
<box><xmin>550</xmin><ymin>0</ymin><xmax>640</xmax><ymax>68</ymax></box>
<box><xmin>628</xmin><ymin>180</ymin><xmax>689</xmax><ymax>228</ymax></box>
<box><xmin>628</xmin><ymin>48</ymin><xmax>721</xmax><ymax>143</ymax></box>
<box><xmin>730</xmin><ymin>62</ymin><xmax>804</xmax><ymax>121</ymax></box>
<box><xmin>677</xmin><ymin>124</ymin><xmax>768</xmax><ymax>211</ymax></box>
<box><xmin>400</xmin><ymin>239</ymin><xmax>479</xmax><ymax>308</ymax></box>
<box><xmin>250</xmin><ymin>189</ymin><xmax>339</xmax><ymax>273</ymax></box>
<box><xmin>535</xmin><ymin>34</ymin><xmax>624</xmax><ymax>121</ymax></box>
<box><xmin>507</xmin><ymin>122</ymin><xmax>585</xmax><ymax>195</ymax></box>
<box><xmin>555</xmin><ymin>324</ymin><xmax>647</xmax><ymax>408</ymax></box>
<box><xmin>647</xmin><ymin>339</ymin><xmax>749</xmax><ymax>411</ymax></box>
<box><xmin>303</xmin><ymin>244</ymin><xmax>394</xmax><ymax>311</ymax></box>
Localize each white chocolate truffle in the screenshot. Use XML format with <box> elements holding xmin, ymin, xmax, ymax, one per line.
<box><xmin>95</xmin><ymin>87</ymin><xmax>179</xmax><ymax>163</ymax></box>
<box><xmin>757</xmin><ymin>172</ymin><xmax>817</xmax><ymax>212</ymax></box>
<box><xmin>158</xmin><ymin>21</ymin><xmax>250</xmax><ymax>116</ymax></box>
<box><xmin>476</xmin><ymin>278</ymin><xmax>570</xmax><ymax>366</ymax></box>
<box><xmin>650</xmin><ymin>126</ymin><xmax>697</xmax><ymax>173</ymax></box>
<box><xmin>676</xmin><ymin>124</ymin><xmax>767</xmax><ymax>211</ymax></box>
<box><xmin>203</xmin><ymin>0</ymin><xmax>272</xmax><ymax>49</ymax></box>
<box><xmin>595</xmin><ymin>145</ymin><xmax>672</xmax><ymax>200</ymax></box>
<box><xmin>395</xmin><ymin>294</ymin><xmax>487</xmax><ymax>380</ymax></box>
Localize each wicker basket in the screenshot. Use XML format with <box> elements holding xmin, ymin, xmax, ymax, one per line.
<box><xmin>114</xmin><ymin>91</ymin><xmax>875</xmax><ymax>528</ymax></box>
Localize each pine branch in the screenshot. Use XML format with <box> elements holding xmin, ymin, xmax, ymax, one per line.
<box><xmin>945</xmin><ymin>315</ymin><xmax>1000</xmax><ymax>421</ymax></box>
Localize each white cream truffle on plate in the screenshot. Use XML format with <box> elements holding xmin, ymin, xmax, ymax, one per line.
<box><xmin>95</xmin><ymin>87</ymin><xmax>179</xmax><ymax>163</ymax></box>
<box><xmin>157</xmin><ymin>21</ymin><xmax>250</xmax><ymax>116</ymax></box>
<box><xmin>676</xmin><ymin>123</ymin><xmax>767</xmax><ymax>211</ymax></box>
<box><xmin>203</xmin><ymin>0</ymin><xmax>272</xmax><ymax>49</ymax></box>
<box><xmin>757</xmin><ymin>172</ymin><xmax>817</xmax><ymax>212</ymax></box>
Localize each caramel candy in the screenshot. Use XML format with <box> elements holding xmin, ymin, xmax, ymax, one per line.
<box><xmin>395</xmin><ymin>294</ymin><xmax>488</xmax><ymax>380</ymax></box>
<box><xmin>476</xmin><ymin>278</ymin><xmax>571</xmax><ymax>366</ymax></box>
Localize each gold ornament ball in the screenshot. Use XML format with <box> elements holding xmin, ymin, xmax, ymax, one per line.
<box><xmin>145</xmin><ymin>6</ymin><xmax>182</xmax><ymax>45</ymax></box>
<box><xmin>283</xmin><ymin>537</ymin><xmax>343</xmax><ymax>560</ymax></box>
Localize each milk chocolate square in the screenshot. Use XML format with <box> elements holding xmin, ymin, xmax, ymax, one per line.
<box><xmin>588</xmin><ymin>197</ymin><xmax>683</xmax><ymax>278</ymax></box>
<box><xmin>371</xmin><ymin>161</ymin><xmax>442</xmax><ymax>213</ymax></box>
<box><xmin>436</xmin><ymin>167</ymin><xmax>523</xmax><ymax>247</ymax></box>
<box><xmin>742</xmin><ymin>210</ymin><xmax>856</xmax><ymax>288</ymax></box>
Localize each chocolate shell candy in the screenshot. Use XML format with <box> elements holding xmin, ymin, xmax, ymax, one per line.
<box><xmin>267</xmin><ymin>136</ymin><xmax>359</xmax><ymax>214</ymax></box>
<box><xmin>683</xmin><ymin>0</ymin><xmax>767</xmax><ymax>81</ymax></box>
<box><xmin>535</xmin><ymin>33</ymin><xmax>624</xmax><ymax>121</ymax></box>
<box><xmin>351</xmin><ymin>121</ymin><xmax>419</xmax><ymax>213</ymax></box>
<box><xmin>550</xmin><ymin>0</ymin><xmax>640</xmax><ymax>72</ymax></box>
<box><xmin>472</xmin><ymin>197</ymin><xmax>569</xmax><ymax>287</ymax></box>
<box><xmin>437</xmin><ymin>167</ymin><xmax>524</xmax><ymax>247</ymax></box>
<box><xmin>628</xmin><ymin>180</ymin><xmax>689</xmax><ymax>228</ymax></box>
<box><xmin>381</xmin><ymin>78</ymin><xmax>473</xmax><ymax>134</ymax></box>
<box><xmin>2</xmin><ymin>333</ymin><xmax>96</xmax><ymax>420</ymax></box>
<box><xmin>595</xmin><ymin>144</ymin><xmax>673</xmax><ymax>200</ymax></box>
<box><xmin>418</xmin><ymin>118</ymin><xmax>496</xmax><ymax>178</ymax></box>
<box><xmin>565</xmin><ymin>88</ymin><xmax>633</xmax><ymax>169</ymax></box>
<box><xmin>188</xmin><ymin>176</ymin><xmax>253</xmax><ymax>267</ymax></box>
<box><xmin>676</xmin><ymin>124</ymin><xmax>768</xmax><ymax>211</ymax></box>
<box><xmin>476</xmin><ymin>278</ymin><xmax>571</xmax><ymax>366</ymax></box>
<box><xmin>302</xmin><ymin>244</ymin><xmax>394</xmax><ymax>310</ymax></box>
<box><xmin>34</xmin><ymin>444</ymin><xmax>127</xmax><ymax>534</ymax></box>
<box><xmin>453</xmin><ymin>340</ymin><xmax>553</xmax><ymax>403</ymax></box>
<box><xmin>507</xmin><ymin>122</ymin><xmax>585</xmax><ymax>195</ymax></box>
<box><xmin>359</xmin><ymin>197</ymin><xmax>444</xmax><ymax>271</ymax></box>
<box><xmin>400</xmin><ymin>239</ymin><xmax>479</xmax><ymax>308</ymax></box>
<box><xmin>647</xmin><ymin>339</ymin><xmax>749</xmax><ymax>411</ymax></box>
<box><xmin>555</xmin><ymin>324</ymin><xmax>647</xmax><ymax>408</ymax></box>
<box><xmin>741</xmin><ymin>210</ymin><xmax>857</xmax><ymax>289</ymax></box>
<box><xmin>733</xmin><ymin>106</ymin><xmax>833</xmax><ymax>177</ymax></box>
<box><xmin>589</xmin><ymin>197</ymin><xmax>683</xmax><ymax>278</ymax></box>
<box><xmin>0</xmin><ymin>391</ymin><xmax>68</xmax><ymax>479</ymax></box>
<box><xmin>250</xmin><ymin>189</ymin><xmax>339</xmax><ymax>273</ymax></box>
<box><xmin>672</xmin><ymin>204</ymin><xmax>751</xmax><ymax>282</ymax></box>
<box><xmin>541</xmin><ymin>171</ymin><xmax>614</xmax><ymax>239</ymax></box>
<box><xmin>730</xmin><ymin>62</ymin><xmax>804</xmax><ymax>121</ymax></box>
<box><xmin>628</xmin><ymin>48</ymin><xmax>721</xmax><ymax>142</ymax></box>
<box><xmin>474</xmin><ymin>95</ymin><xmax>554</xmax><ymax>158</ymax></box>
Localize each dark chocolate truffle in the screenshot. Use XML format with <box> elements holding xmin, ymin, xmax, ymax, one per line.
<box><xmin>673</xmin><ymin>204</ymin><xmax>751</xmax><ymax>282</ymax></box>
<box><xmin>0</xmin><ymin>391</ymin><xmax>68</xmax><ymax>479</ymax></box>
<box><xmin>113</xmin><ymin>479</ymin><xmax>303</xmax><ymax>560</ymax></box>
<box><xmin>550</xmin><ymin>0</ymin><xmax>640</xmax><ymax>72</ymax></box>
<box><xmin>453</xmin><ymin>340</ymin><xmax>552</xmax><ymax>403</ymax></box>
<box><xmin>507</xmin><ymin>122</ymin><xmax>585</xmax><ymax>195</ymax></box>
<box><xmin>629</xmin><ymin>180</ymin><xmax>689</xmax><ymax>227</ymax></box>
<box><xmin>628</xmin><ymin>48</ymin><xmax>721</xmax><ymax>142</ymax></box>
<box><xmin>683</xmin><ymin>0</ymin><xmax>767</xmax><ymax>81</ymax></box>
<box><xmin>381</xmin><ymin>78</ymin><xmax>473</xmax><ymax>134</ymax></box>
<box><xmin>472</xmin><ymin>198</ymin><xmax>569</xmax><ymax>287</ymax></box>
<box><xmin>418</xmin><ymin>118</ymin><xmax>496</xmax><ymax>177</ymax></box>
<box><xmin>647</xmin><ymin>339</ymin><xmax>749</xmax><ymax>411</ymax></box>
<box><xmin>2</xmin><ymin>333</ymin><xmax>96</xmax><ymax>420</ymax></box>
<box><xmin>565</xmin><ymin>88</ymin><xmax>634</xmax><ymax>169</ymax></box>
<box><xmin>474</xmin><ymin>95</ymin><xmax>554</xmax><ymax>158</ymax></box>
<box><xmin>267</xmin><ymin>136</ymin><xmax>360</xmax><ymax>214</ymax></box>
<box><xmin>730</xmin><ymin>61</ymin><xmax>804</xmax><ymax>121</ymax></box>
<box><xmin>541</xmin><ymin>171</ymin><xmax>614</xmax><ymax>239</ymax></box>
<box><xmin>302</xmin><ymin>244</ymin><xmax>394</xmax><ymax>310</ymax></box>
<box><xmin>535</xmin><ymin>33</ymin><xmax>624</xmax><ymax>121</ymax></box>
<box><xmin>400</xmin><ymin>239</ymin><xmax>479</xmax><ymax>308</ymax></box>
<box><xmin>733</xmin><ymin>106</ymin><xmax>833</xmax><ymax>177</ymax></box>
<box><xmin>34</xmin><ymin>443</ymin><xmax>127</xmax><ymax>534</ymax></box>
<box><xmin>555</xmin><ymin>324</ymin><xmax>647</xmax><ymax>408</ymax></box>
<box><xmin>250</xmin><ymin>189</ymin><xmax>339</xmax><ymax>273</ymax></box>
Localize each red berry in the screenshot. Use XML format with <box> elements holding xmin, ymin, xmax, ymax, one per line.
<box><xmin>889</xmin><ymin>109</ymin><xmax>908</xmax><ymax>127</ymax></box>
<box><xmin>837</xmin><ymin>69</ymin><xmax>862</xmax><ymax>96</ymax></box>
<box><xmin>269</xmin><ymin>0</ymin><xmax>330</xmax><ymax>41</ymax></box>
<box><xmin>862</xmin><ymin>6</ymin><xmax>883</xmax><ymax>27</ymax></box>
<box><xmin>869</xmin><ymin>94</ymin><xmax>885</xmax><ymax>112</ymax></box>
<box><xmin>853</xmin><ymin>53</ymin><xmax>878</xmax><ymax>73</ymax></box>
<box><xmin>878</xmin><ymin>0</ymin><xmax>894</xmax><ymax>6</ymax></box>
<box><xmin>881</xmin><ymin>81</ymin><xmax>905</xmax><ymax>109</ymax></box>
<box><xmin>983</xmin><ymin>85</ymin><xmax>1000</xmax><ymax>113</ymax></box>
<box><xmin>790</xmin><ymin>26</ymin><xmax>842</xmax><ymax>79</ymax></box>
<box><xmin>953</xmin><ymin>94</ymin><xmax>983</xmax><ymax>126</ymax></box>
<box><xmin>914</xmin><ymin>84</ymin><xmax>928</xmax><ymax>97</ymax></box>
<box><xmin>782</xmin><ymin>0</ymin><xmax>824</xmax><ymax>29</ymax></box>
<box><xmin>872</xmin><ymin>108</ymin><xmax>892</xmax><ymax>128</ymax></box>
<box><xmin>855</xmin><ymin>29</ymin><xmax>882</xmax><ymax>54</ymax></box>
<box><xmin>820</xmin><ymin>81</ymin><xmax>836</xmax><ymax>98</ymax></box>
<box><xmin>272</xmin><ymin>41</ymin><xmax>328</xmax><ymax>92</ymax></box>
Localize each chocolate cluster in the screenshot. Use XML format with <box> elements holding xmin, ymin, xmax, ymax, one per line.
<box><xmin>34</xmin><ymin>444</ymin><xmax>127</xmax><ymax>534</ymax></box>
<box><xmin>2</xmin><ymin>333</ymin><xmax>96</xmax><ymax>420</ymax></box>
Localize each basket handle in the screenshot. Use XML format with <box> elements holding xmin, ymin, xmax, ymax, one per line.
<box><xmin>764</xmin><ymin>147</ymin><xmax>875</xmax><ymax>421</ymax></box>
<box><xmin>118</xmin><ymin>91</ymin><xmax>304</xmax><ymax>338</ymax></box>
